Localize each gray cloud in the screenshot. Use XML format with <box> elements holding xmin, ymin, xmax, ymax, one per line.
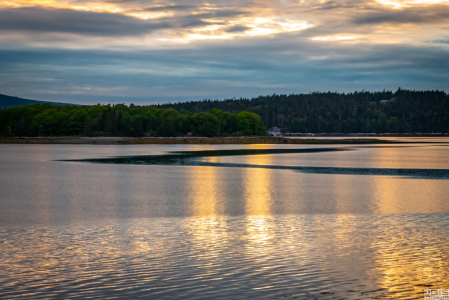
<box><xmin>312</xmin><ymin>0</ymin><xmax>356</xmax><ymax>10</ymax></box>
<box><xmin>432</xmin><ymin>39</ymin><xmax>449</xmax><ymax>44</ymax></box>
<box><xmin>187</xmin><ymin>10</ymin><xmax>250</xmax><ymax>19</ymax></box>
<box><xmin>143</xmin><ymin>5</ymin><xmax>195</xmax><ymax>11</ymax></box>
<box><xmin>225</xmin><ymin>25</ymin><xmax>251</xmax><ymax>33</ymax></box>
<box><xmin>353</xmin><ymin>5</ymin><xmax>449</xmax><ymax>25</ymax></box>
<box><xmin>0</xmin><ymin>6</ymin><xmax>242</xmax><ymax>36</ymax></box>
<box><xmin>0</xmin><ymin>7</ymin><xmax>167</xmax><ymax>36</ymax></box>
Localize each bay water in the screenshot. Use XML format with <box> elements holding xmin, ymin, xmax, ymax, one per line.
<box><xmin>0</xmin><ymin>140</ymin><xmax>448</xmax><ymax>299</ymax></box>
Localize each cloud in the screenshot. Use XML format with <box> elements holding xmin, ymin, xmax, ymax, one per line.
<box><xmin>0</xmin><ymin>6</ymin><xmax>243</xmax><ymax>36</ymax></box>
<box><xmin>225</xmin><ymin>25</ymin><xmax>252</xmax><ymax>33</ymax></box>
<box><xmin>311</xmin><ymin>0</ymin><xmax>357</xmax><ymax>10</ymax></box>
<box><xmin>143</xmin><ymin>5</ymin><xmax>196</xmax><ymax>11</ymax></box>
<box><xmin>0</xmin><ymin>7</ymin><xmax>165</xmax><ymax>36</ymax></box>
<box><xmin>1</xmin><ymin>34</ymin><xmax>448</xmax><ymax>104</ymax></box>
<box><xmin>432</xmin><ymin>39</ymin><xmax>449</xmax><ymax>43</ymax></box>
<box><xmin>183</xmin><ymin>10</ymin><xmax>250</xmax><ymax>19</ymax></box>
<box><xmin>353</xmin><ymin>5</ymin><xmax>449</xmax><ymax>25</ymax></box>
<box><xmin>0</xmin><ymin>0</ymin><xmax>448</xmax><ymax>103</ymax></box>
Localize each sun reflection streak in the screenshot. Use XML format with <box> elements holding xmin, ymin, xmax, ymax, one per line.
<box><xmin>184</xmin><ymin>155</ymin><xmax>230</xmax><ymax>268</ymax></box>
<box><xmin>189</xmin><ymin>157</ymin><xmax>222</xmax><ymax>218</ymax></box>
<box><xmin>369</xmin><ymin>217</ymin><xmax>449</xmax><ymax>298</ymax></box>
<box><xmin>242</xmin><ymin>150</ymin><xmax>276</xmax><ymax>262</ymax></box>
<box><xmin>244</xmin><ymin>153</ymin><xmax>274</xmax><ymax>217</ymax></box>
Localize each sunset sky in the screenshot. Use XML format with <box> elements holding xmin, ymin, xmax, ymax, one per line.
<box><xmin>0</xmin><ymin>0</ymin><xmax>448</xmax><ymax>104</ymax></box>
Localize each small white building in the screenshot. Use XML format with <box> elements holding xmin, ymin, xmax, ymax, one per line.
<box><xmin>268</xmin><ymin>126</ymin><xmax>281</xmax><ymax>136</ymax></box>
<box><xmin>380</xmin><ymin>98</ymin><xmax>397</xmax><ymax>105</ymax></box>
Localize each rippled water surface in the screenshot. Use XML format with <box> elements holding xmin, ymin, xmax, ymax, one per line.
<box><xmin>0</xmin><ymin>140</ymin><xmax>448</xmax><ymax>299</ymax></box>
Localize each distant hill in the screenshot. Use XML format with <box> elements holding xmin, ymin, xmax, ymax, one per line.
<box><xmin>0</xmin><ymin>94</ymin><xmax>80</xmax><ymax>109</ymax></box>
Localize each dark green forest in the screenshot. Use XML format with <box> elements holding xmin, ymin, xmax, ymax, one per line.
<box><xmin>0</xmin><ymin>103</ymin><xmax>265</xmax><ymax>137</ymax></box>
<box><xmin>157</xmin><ymin>88</ymin><xmax>449</xmax><ymax>133</ymax></box>
<box><xmin>1</xmin><ymin>88</ymin><xmax>448</xmax><ymax>137</ymax></box>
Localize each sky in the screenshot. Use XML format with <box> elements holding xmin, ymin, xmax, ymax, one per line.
<box><xmin>0</xmin><ymin>0</ymin><xmax>448</xmax><ymax>104</ymax></box>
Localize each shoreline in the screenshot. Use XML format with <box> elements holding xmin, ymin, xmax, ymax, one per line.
<box><xmin>0</xmin><ymin>135</ymin><xmax>447</xmax><ymax>145</ymax></box>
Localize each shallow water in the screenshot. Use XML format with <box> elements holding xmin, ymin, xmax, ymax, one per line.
<box><xmin>0</xmin><ymin>141</ymin><xmax>448</xmax><ymax>299</ymax></box>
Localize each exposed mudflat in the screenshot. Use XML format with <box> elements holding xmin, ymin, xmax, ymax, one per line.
<box><xmin>0</xmin><ymin>136</ymin><xmax>395</xmax><ymax>144</ymax></box>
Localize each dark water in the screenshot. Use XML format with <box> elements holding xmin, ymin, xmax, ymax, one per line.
<box><xmin>0</xmin><ymin>141</ymin><xmax>448</xmax><ymax>299</ymax></box>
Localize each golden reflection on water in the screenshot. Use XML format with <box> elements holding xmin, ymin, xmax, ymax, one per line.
<box><xmin>1</xmin><ymin>214</ymin><xmax>449</xmax><ymax>299</ymax></box>
<box><xmin>371</xmin><ymin>147</ymin><xmax>404</xmax><ymax>214</ymax></box>
<box><xmin>186</xmin><ymin>156</ymin><xmax>229</xmax><ymax>266</ymax></box>
<box><xmin>367</xmin><ymin>144</ymin><xmax>449</xmax><ymax>296</ymax></box>
<box><xmin>189</xmin><ymin>157</ymin><xmax>222</xmax><ymax>217</ymax></box>
<box><xmin>373</xmin><ymin>173</ymin><xmax>448</xmax><ymax>214</ymax></box>
<box><xmin>242</xmin><ymin>152</ymin><xmax>276</xmax><ymax>261</ymax></box>
<box><xmin>185</xmin><ymin>217</ymin><xmax>229</xmax><ymax>262</ymax></box>
<box><xmin>374</xmin><ymin>176</ymin><xmax>406</xmax><ymax>214</ymax></box>
<box><xmin>369</xmin><ymin>146</ymin><xmax>449</xmax><ymax>214</ymax></box>
<box><xmin>189</xmin><ymin>145</ymin><xmax>279</xmax><ymax>260</ymax></box>
<box><xmin>370</xmin><ymin>224</ymin><xmax>449</xmax><ymax>299</ymax></box>
<box><xmin>244</xmin><ymin>154</ymin><xmax>273</xmax><ymax>217</ymax></box>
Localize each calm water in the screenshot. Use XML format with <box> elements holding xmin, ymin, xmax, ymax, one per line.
<box><xmin>0</xmin><ymin>140</ymin><xmax>448</xmax><ymax>299</ymax></box>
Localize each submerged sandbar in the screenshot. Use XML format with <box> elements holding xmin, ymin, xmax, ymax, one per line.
<box><xmin>0</xmin><ymin>136</ymin><xmax>401</xmax><ymax>145</ymax></box>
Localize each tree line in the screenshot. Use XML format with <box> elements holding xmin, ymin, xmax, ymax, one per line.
<box><xmin>2</xmin><ymin>88</ymin><xmax>448</xmax><ymax>136</ymax></box>
<box><xmin>0</xmin><ymin>104</ymin><xmax>266</xmax><ymax>137</ymax></box>
<box><xmin>156</xmin><ymin>88</ymin><xmax>449</xmax><ymax>133</ymax></box>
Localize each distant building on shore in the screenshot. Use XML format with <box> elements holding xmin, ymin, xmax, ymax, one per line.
<box><xmin>268</xmin><ymin>126</ymin><xmax>281</xmax><ymax>136</ymax></box>
<box><xmin>380</xmin><ymin>98</ymin><xmax>397</xmax><ymax>105</ymax></box>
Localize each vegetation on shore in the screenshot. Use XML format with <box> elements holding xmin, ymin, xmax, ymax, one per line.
<box><xmin>2</xmin><ymin>88</ymin><xmax>448</xmax><ymax>138</ymax></box>
<box><xmin>157</xmin><ymin>88</ymin><xmax>449</xmax><ymax>134</ymax></box>
<box><xmin>0</xmin><ymin>103</ymin><xmax>265</xmax><ymax>137</ymax></box>
<box><xmin>117</xmin><ymin>137</ymin><xmax>387</xmax><ymax>144</ymax></box>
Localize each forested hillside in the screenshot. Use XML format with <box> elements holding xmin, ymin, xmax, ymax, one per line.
<box><xmin>0</xmin><ymin>103</ymin><xmax>265</xmax><ymax>137</ymax></box>
<box><xmin>156</xmin><ymin>89</ymin><xmax>449</xmax><ymax>133</ymax></box>
<box><xmin>0</xmin><ymin>94</ymin><xmax>78</xmax><ymax>109</ymax></box>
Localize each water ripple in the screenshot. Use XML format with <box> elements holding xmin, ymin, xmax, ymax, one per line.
<box><xmin>1</xmin><ymin>214</ymin><xmax>448</xmax><ymax>299</ymax></box>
